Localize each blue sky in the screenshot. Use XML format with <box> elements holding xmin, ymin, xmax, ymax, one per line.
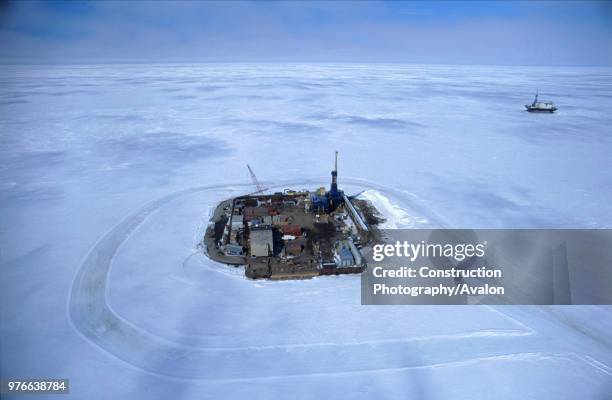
<box><xmin>0</xmin><ymin>1</ymin><xmax>611</xmax><ymax>65</ymax></box>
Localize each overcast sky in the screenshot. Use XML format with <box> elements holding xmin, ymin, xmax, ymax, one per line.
<box><xmin>1</xmin><ymin>1</ymin><xmax>611</xmax><ymax>66</ymax></box>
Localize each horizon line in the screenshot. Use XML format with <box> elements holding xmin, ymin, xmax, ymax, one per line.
<box><xmin>1</xmin><ymin>60</ymin><xmax>611</xmax><ymax>69</ymax></box>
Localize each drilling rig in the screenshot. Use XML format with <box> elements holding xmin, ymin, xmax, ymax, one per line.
<box><xmin>328</xmin><ymin>150</ymin><xmax>343</xmax><ymax>211</ymax></box>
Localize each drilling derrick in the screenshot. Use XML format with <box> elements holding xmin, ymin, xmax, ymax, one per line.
<box><xmin>330</xmin><ymin>150</ymin><xmax>338</xmax><ymax>194</ymax></box>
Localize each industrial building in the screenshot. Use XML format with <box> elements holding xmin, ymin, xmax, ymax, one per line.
<box><xmin>249</xmin><ymin>229</ymin><xmax>273</xmax><ymax>257</ymax></box>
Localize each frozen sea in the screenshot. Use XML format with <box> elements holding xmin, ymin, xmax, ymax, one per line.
<box><xmin>1</xmin><ymin>63</ymin><xmax>612</xmax><ymax>399</ymax></box>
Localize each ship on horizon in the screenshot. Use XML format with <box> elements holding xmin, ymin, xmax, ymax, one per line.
<box><xmin>525</xmin><ymin>91</ymin><xmax>557</xmax><ymax>113</ymax></box>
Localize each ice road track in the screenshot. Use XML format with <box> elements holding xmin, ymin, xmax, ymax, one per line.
<box><xmin>68</xmin><ymin>179</ymin><xmax>612</xmax><ymax>381</ymax></box>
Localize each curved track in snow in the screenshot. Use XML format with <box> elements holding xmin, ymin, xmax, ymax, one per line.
<box><xmin>68</xmin><ymin>179</ymin><xmax>612</xmax><ymax>380</ymax></box>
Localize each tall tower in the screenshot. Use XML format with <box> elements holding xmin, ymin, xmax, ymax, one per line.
<box><xmin>330</xmin><ymin>151</ymin><xmax>338</xmax><ymax>194</ymax></box>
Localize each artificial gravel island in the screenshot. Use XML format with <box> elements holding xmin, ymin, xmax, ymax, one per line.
<box><xmin>203</xmin><ymin>152</ymin><xmax>383</xmax><ymax>279</ymax></box>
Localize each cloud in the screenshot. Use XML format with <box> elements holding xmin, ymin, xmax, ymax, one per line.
<box><xmin>0</xmin><ymin>1</ymin><xmax>611</xmax><ymax>65</ymax></box>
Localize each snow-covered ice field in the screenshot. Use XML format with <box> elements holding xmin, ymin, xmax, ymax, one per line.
<box><xmin>1</xmin><ymin>63</ymin><xmax>612</xmax><ymax>398</ymax></box>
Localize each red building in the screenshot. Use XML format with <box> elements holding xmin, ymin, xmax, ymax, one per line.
<box><xmin>281</xmin><ymin>225</ymin><xmax>302</xmax><ymax>236</ymax></box>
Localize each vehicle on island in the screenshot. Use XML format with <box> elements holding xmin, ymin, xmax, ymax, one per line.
<box><xmin>525</xmin><ymin>92</ymin><xmax>557</xmax><ymax>113</ymax></box>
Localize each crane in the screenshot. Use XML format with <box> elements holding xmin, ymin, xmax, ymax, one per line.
<box><xmin>246</xmin><ymin>164</ymin><xmax>268</xmax><ymax>195</ymax></box>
